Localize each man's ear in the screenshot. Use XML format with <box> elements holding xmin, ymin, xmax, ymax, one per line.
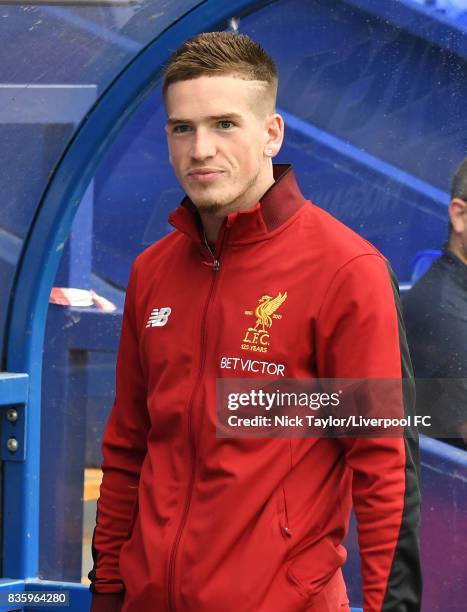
<box><xmin>263</xmin><ymin>113</ymin><xmax>285</xmax><ymax>158</ymax></box>
<box><xmin>449</xmin><ymin>198</ymin><xmax>467</xmax><ymax>234</ymax></box>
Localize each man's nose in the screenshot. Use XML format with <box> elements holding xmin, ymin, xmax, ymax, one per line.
<box><xmin>191</xmin><ymin>128</ymin><xmax>216</xmax><ymax>160</ymax></box>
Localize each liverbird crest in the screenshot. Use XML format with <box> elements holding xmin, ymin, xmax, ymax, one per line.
<box><xmin>253</xmin><ymin>291</ymin><xmax>288</xmax><ymax>333</ymax></box>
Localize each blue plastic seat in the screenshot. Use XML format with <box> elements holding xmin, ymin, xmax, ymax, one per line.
<box><xmin>410</xmin><ymin>249</ymin><xmax>442</xmax><ymax>284</ymax></box>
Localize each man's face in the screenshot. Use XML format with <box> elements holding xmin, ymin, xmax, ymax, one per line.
<box><xmin>165</xmin><ymin>75</ymin><xmax>279</xmax><ymax>213</ymax></box>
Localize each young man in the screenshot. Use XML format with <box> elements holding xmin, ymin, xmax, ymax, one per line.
<box><xmin>404</xmin><ymin>158</ymin><xmax>467</xmax><ymax>449</ymax></box>
<box><xmin>89</xmin><ymin>33</ymin><xmax>421</xmax><ymax>611</ymax></box>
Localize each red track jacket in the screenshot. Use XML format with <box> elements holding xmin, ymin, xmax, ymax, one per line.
<box><xmin>89</xmin><ymin>165</ymin><xmax>421</xmax><ymax>611</ymax></box>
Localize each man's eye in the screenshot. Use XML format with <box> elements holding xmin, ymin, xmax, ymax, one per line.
<box><xmin>173</xmin><ymin>125</ymin><xmax>192</xmax><ymax>134</ymax></box>
<box><xmin>218</xmin><ymin>120</ymin><xmax>234</xmax><ymax>129</ymax></box>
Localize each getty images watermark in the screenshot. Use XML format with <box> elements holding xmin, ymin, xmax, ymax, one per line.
<box><xmin>215</xmin><ymin>378</ymin><xmax>457</xmax><ymax>438</ymax></box>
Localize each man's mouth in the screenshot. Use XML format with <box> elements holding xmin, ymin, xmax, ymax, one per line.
<box><xmin>187</xmin><ymin>169</ymin><xmax>225</xmax><ymax>183</ymax></box>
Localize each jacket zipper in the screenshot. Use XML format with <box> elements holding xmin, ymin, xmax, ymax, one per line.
<box><xmin>282</xmin><ymin>487</ymin><xmax>293</xmax><ymax>538</ymax></box>
<box><xmin>167</xmin><ymin>224</ymin><xmax>228</xmax><ymax>612</ymax></box>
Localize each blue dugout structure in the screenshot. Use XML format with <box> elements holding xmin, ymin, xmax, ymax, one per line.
<box><xmin>0</xmin><ymin>0</ymin><xmax>466</xmax><ymax>610</ymax></box>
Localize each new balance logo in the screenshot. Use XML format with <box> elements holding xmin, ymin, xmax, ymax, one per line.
<box><xmin>146</xmin><ymin>307</ymin><xmax>172</xmax><ymax>328</ymax></box>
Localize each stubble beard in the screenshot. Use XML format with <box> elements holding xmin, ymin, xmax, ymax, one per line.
<box><xmin>196</xmin><ymin>198</ymin><xmax>229</xmax><ymax>214</ymax></box>
<box><xmin>190</xmin><ymin>169</ymin><xmax>261</xmax><ymax>215</ymax></box>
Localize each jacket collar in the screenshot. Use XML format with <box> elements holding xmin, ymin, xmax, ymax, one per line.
<box><xmin>168</xmin><ymin>164</ymin><xmax>307</xmax><ymax>245</ymax></box>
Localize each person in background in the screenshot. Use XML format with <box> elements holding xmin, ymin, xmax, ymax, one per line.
<box><xmin>404</xmin><ymin>158</ymin><xmax>467</xmax><ymax>450</ymax></box>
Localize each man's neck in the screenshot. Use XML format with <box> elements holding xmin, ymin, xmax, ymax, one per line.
<box><xmin>447</xmin><ymin>237</ymin><xmax>467</xmax><ymax>266</ymax></box>
<box><xmin>199</xmin><ymin>168</ymin><xmax>275</xmax><ymax>244</ymax></box>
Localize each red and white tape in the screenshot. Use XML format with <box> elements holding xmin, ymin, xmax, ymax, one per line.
<box><xmin>50</xmin><ymin>288</ymin><xmax>117</xmax><ymax>312</ymax></box>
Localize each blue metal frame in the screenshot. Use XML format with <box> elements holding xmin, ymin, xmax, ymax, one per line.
<box><xmin>0</xmin><ymin>579</ymin><xmax>25</xmax><ymax>612</ymax></box>
<box><xmin>1</xmin><ymin>404</ymin><xmax>26</xmax><ymax>464</ymax></box>
<box><xmin>0</xmin><ymin>374</ymin><xmax>28</xmax><ymax>406</ymax></box>
<box><xmin>0</xmin><ymin>374</ymin><xmax>29</xmax><ymax>579</ymax></box>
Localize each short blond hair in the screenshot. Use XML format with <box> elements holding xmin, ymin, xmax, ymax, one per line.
<box><xmin>163</xmin><ymin>32</ymin><xmax>278</xmax><ymax>111</ymax></box>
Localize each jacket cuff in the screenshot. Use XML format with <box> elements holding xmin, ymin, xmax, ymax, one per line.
<box><xmin>90</xmin><ymin>591</ymin><xmax>125</xmax><ymax>612</ymax></box>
